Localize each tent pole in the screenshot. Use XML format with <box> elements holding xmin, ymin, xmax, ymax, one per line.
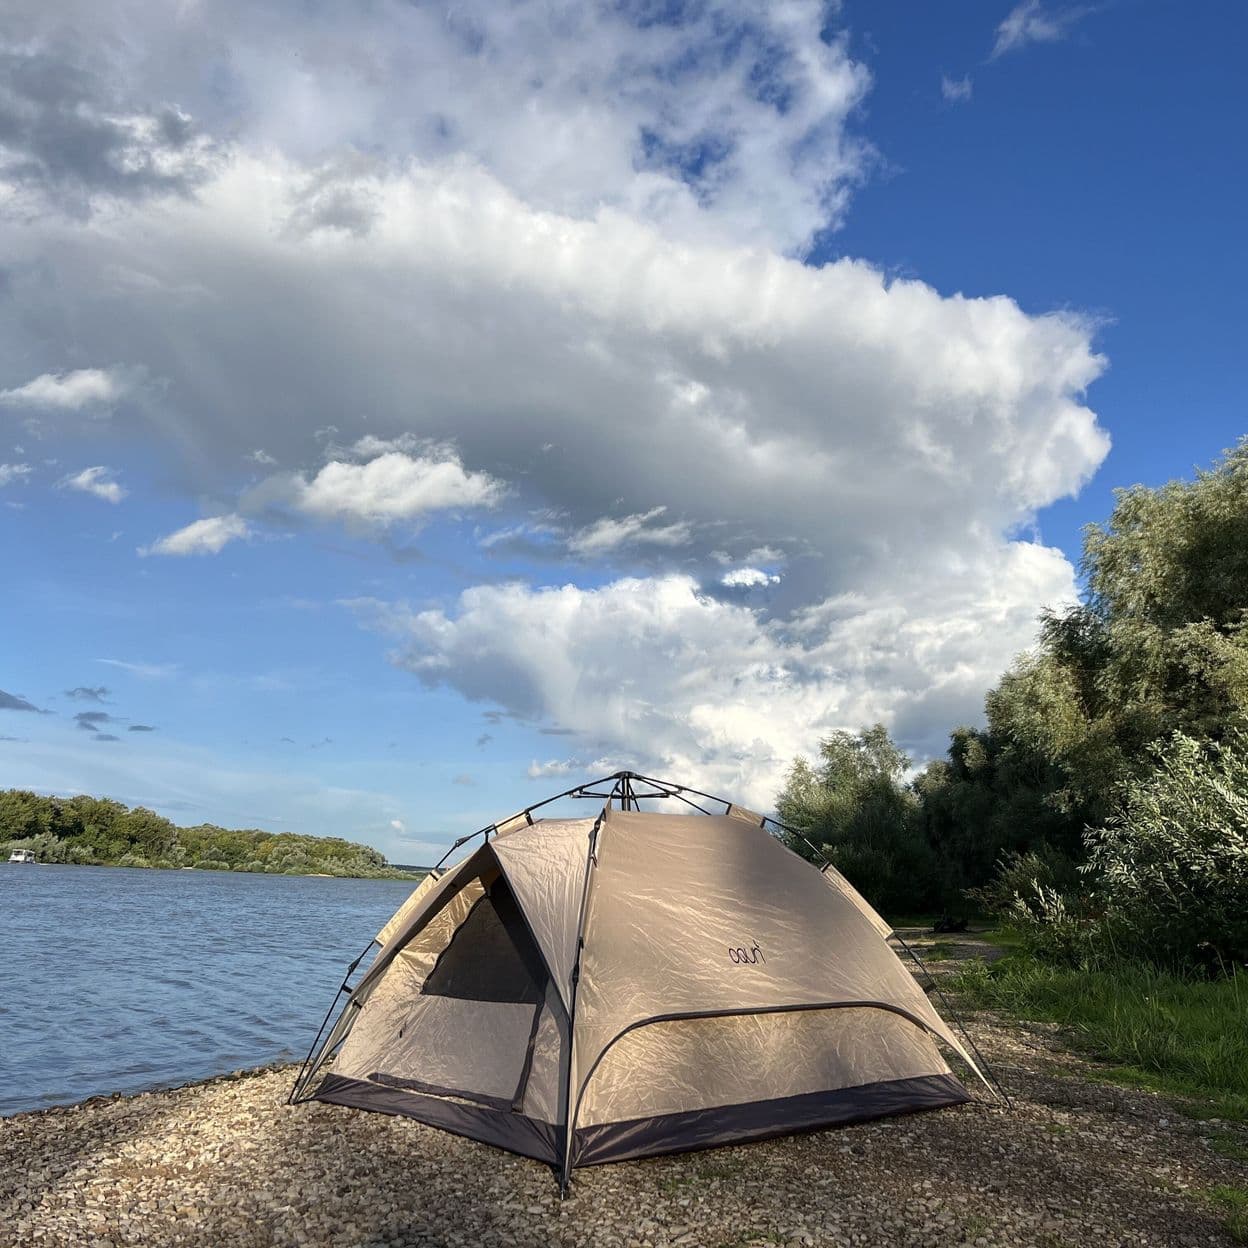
<box><xmin>288</xmin><ymin>937</ymin><xmax>375</xmax><ymax>1104</ymax></box>
<box><xmin>559</xmin><ymin>805</ymin><xmax>607</xmax><ymax>1196</ymax></box>
<box><xmin>431</xmin><ymin>770</ymin><xmax>636</xmax><ymax>870</ymax></box>
<box><xmin>891</xmin><ymin>931</ymin><xmax>1012</xmax><ymax>1108</ymax></box>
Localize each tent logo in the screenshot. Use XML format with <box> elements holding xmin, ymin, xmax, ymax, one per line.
<box><xmin>728</xmin><ymin>940</ymin><xmax>765</xmax><ymax>966</ymax></box>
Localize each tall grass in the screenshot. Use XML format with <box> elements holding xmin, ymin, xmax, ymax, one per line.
<box><xmin>952</xmin><ymin>956</ymin><xmax>1248</xmax><ymax>1119</ymax></box>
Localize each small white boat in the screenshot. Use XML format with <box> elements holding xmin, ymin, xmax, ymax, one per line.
<box><xmin>8</xmin><ymin>848</ymin><xmax>36</xmax><ymax>863</ymax></box>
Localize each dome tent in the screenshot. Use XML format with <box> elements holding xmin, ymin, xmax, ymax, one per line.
<box><xmin>290</xmin><ymin>772</ymin><xmax>1001</xmax><ymax>1193</ymax></box>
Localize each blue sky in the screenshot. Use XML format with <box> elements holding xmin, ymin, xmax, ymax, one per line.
<box><xmin>1</xmin><ymin>0</ymin><xmax>1243</xmax><ymax>863</ymax></box>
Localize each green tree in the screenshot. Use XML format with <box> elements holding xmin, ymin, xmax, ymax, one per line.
<box><xmin>776</xmin><ymin>725</ymin><xmax>938</xmax><ymax>915</ymax></box>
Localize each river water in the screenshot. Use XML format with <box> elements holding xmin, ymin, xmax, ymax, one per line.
<box><xmin>0</xmin><ymin>862</ymin><xmax>419</xmax><ymax>1116</ymax></box>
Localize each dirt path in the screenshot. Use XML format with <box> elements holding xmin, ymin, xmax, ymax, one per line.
<box><xmin>2</xmin><ymin>937</ymin><xmax>1244</xmax><ymax>1247</ymax></box>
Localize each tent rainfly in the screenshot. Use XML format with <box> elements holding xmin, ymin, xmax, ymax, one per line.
<box><xmin>290</xmin><ymin>772</ymin><xmax>1002</xmax><ymax>1193</ymax></box>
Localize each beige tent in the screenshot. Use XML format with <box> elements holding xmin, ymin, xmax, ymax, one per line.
<box><xmin>291</xmin><ymin>772</ymin><xmax>997</xmax><ymax>1191</ymax></box>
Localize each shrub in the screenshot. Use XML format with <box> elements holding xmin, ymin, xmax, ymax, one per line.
<box><xmin>1085</xmin><ymin>731</ymin><xmax>1248</xmax><ymax>968</ymax></box>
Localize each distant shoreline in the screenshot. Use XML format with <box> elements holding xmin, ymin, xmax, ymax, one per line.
<box><xmin>2</xmin><ymin>859</ymin><xmax>426</xmax><ymax>882</ymax></box>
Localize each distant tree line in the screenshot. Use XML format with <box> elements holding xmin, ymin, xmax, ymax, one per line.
<box><xmin>0</xmin><ymin>791</ymin><xmax>420</xmax><ymax>879</ymax></box>
<box><xmin>777</xmin><ymin>440</ymin><xmax>1248</xmax><ymax>971</ymax></box>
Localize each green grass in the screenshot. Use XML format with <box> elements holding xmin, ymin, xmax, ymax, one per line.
<box><xmin>1209</xmin><ymin>1131</ymin><xmax>1248</xmax><ymax>1163</ymax></box>
<box><xmin>1208</xmin><ymin>1186</ymin><xmax>1248</xmax><ymax>1244</ymax></box>
<box><xmin>950</xmin><ymin>956</ymin><xmax>1248</xmax><ymax>1120</ymax></box>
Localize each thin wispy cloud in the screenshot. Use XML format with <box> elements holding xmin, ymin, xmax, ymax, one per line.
<box><xmin>139</xmin><ymin>514</ymin><xmax>249</xmax><ymax>557</ymax></box>
<box><xmin>941</xmin><ymin>75</ymin><xmax>974</xmax><ymax>103</ymax></box>
<box><xmin>61</xmin><ymin>465</ymin><xmax>127</xmax><ymax>504</ymax></box>
<box><xmin>98</xmin><ymin>658</ymin><xmax>179</xmax><ymax>679</ymax></box>
<box><xmin>567</xmin><ymin>507</ymin><xmax>693</xmax><ymax>557</ymax></box>
<box><xmin>991</xmin><ymin>1</ymin><xmax>1088</xmax><ymax>59</ymax></box>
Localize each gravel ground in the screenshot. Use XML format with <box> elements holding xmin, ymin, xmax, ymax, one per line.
<box><xmin>3</xmin><ymin>936</ymin><xmax>1245</xmax><ymax>1248</ymax></box>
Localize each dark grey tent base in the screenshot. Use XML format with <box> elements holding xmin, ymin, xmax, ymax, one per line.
<box><xmin>314</xmin><ymin>1074</ymin><xmax>559</xmax><ymax>1164</ymax></box>
<box><xmin>573</xmin><ymin>1072</ymin><xmax>969</xmax><ymax>1166</ymax></box>
<box><xmin>315</xmin><ymin>1071</ymin><xmax>968</xmax><ymax>1172</ymax></box>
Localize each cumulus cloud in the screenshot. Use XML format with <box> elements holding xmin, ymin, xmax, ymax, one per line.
<box><xmin>128</xmin><ymin>723</ymin><xmax>156</xmax><ymax>732</ymax></box>
<box><xmin>941</xmin><ymin>75</ymin><xmax>973</xmax><ymax>103</ymax></box>
<box><xmin>0</xmin><ymin>0</ymin><xmax>1113</xmax><ymax>806</ymax></box>
<box><xmin>0</xmin><ymin>1</ymin><xmax>870</xmax><ymax>253</ymax></box>
<box><xmin>721</xmin><ymin>567</ymin><xmax>781</xmax><ymax>589</ymax></box>
<box><xmin>0</xmin><ymin>43</ymin><xmax>213</xmax><ymax>214</ymax></box>
<box><xmin>140</xmin><ymin>514</ymin><xmax>249</xmax><ymax>556</ymax></box>
<box><xmin>61</xmin><ymin>465</ymin><xmax>127</xmax><ymax>503</ymax></box>
<box><xmin>0</xmin><ymin>463</ymin><xmax>31</xmax><ymax>486</ymax></box>
<box><xmin>253</xmin><ymin>449</ymin><xmax>504</xmax><ymax>528</ymax></box>
<box><xmin>361</xmin><ymin>545</ymin><xmax>1079</xmax><ymax>806</ymax></box>
<box><xmin>0</xmin><ymin>367</ymin><xmax>127</xmax><ymax>411</ymax></box>
<box><xmin>991</xmin><ymin>2</ymin><xmax>1087</xmax><ymax>59</ymax></box>
<box><xmin>75</xmin><ymin>710</ymin><xmax>119</xmax><ymax>730</ymax></box>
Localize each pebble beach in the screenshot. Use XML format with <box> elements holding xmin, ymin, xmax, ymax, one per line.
<box><xmin>3</xmin><ymin>998</ymin><xmax>1244</xmax><ymax>1248</ymax></box>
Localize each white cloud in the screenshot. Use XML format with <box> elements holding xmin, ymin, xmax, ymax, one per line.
<box><xmin>61</xmin><ymin>465</ymin><xmax>127</xmax><ymax>503</ymax></box>
<box><xmin>991</xmin><ymin>2</ymin><xmax>1085</xmax><ymax>59</ymax></box>
<box><xmin>526</xmin><ymin>759</ymin><xmax>584</xmax><ymax>780</ymax></box>
<box><xmin>139</xmin><ymin>514</ymin><xmax>249</xmax><ymax>556</ymax></box>
<box><xmin>98</xmin><ymin>658</ymin><xmax>179</xmax><ymax>679</ymax></box>
<box><xmin>721</xmin><ymin>567</ymin><xmax>781</xmax><ymax>588</ymax></box>
<box><xmin>941</xmin><ymin>75</ymin><xmax>973</xmax><ymax>103</ymax></box>
<box><xmin>568</xmin><ymin>507</ymin><xmax>692</xmax><ymax>557</ymax></box>
<box><xmin>0</xmin><ymin>368</ymin><xmax>126</xmax><ymax>410</ymax></box>
<box><xmin>389</xmin><ymin>818</ymin><xmax>405</xmax><ymax>833</ymax></box>
<box><xmin>362</xmin><ymin>544</ymin><xmax>1078</xmax><ymax>807</ymax></box>
<box><xmin>0</xmin><ymin>5</ymin><xmax>1113</xmax><ymax>803</ymax></box>
<box><xmin>0</xmin><ymin>463</ymin><xmax>31</xmax><ymax>486</ymax></box>
<box><xmin>253</xmin><ymin>450</ymin><xmax>504</xmax><ymax>528</ymax></box>
<box><xmin>0</xmin><ymin>2</ymin><xmax>873</xmax><ymax>254</ymax></box>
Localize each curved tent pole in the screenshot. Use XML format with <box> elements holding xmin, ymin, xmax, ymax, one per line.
<box><xmin>558</xmin><ymin>795</ymin><xmax>611</xmax><ymax>1197</ymax></box>
<box><xmin>288</xmin><ymin>937</ymin><xmax>376</xmax><ymax>1104</ymax></box>
<box><xmin>429</xmin><ymin>769</ymin><xmax>643</xmax><ymax>871</ymax></box>
<box><xmin>888</xmin><ymin>930</ymin><xmax>1013</xmax><ymax>1108</ymax></box>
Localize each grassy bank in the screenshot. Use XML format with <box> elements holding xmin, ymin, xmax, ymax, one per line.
<box><xmin>951</xmin><ymin>953</ymin><xmax>1248</xmax><ymax>1121</ymax></box>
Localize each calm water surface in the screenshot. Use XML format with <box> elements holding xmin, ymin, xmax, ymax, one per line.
<box><xmin>0</xmin><ymin>863</ymin><xmax>419</xmax><ymax>1116</ymax></box>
